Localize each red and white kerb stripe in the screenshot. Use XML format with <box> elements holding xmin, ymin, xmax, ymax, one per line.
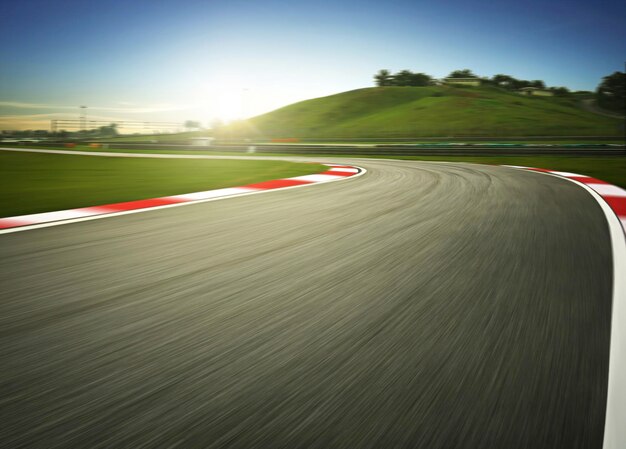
<box><xmin>0</xmin><ymin>164</ymin><xmax>362</xmax><ymax>231</ymax></box>
<box><xmin>504</xmin><ymin>165</ymin><xmax>626</xmax><ymax>233</ymax></box>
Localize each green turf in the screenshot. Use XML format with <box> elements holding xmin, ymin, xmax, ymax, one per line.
<box><xmin>23</xmin><ymin>146</ymin><xmax>625</xmax><ymax>190</ymax></box>
<box><xmin>0</xmin><ymin>151</ymin><xmax>326</xmax><ymax>218</ymax></box>
<box><xmin>220</xmin><ymin>86</ymin><xmax>623</xmax><ymax>138</ymax></box>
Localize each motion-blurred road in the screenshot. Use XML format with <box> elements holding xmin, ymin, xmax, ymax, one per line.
<box><xmin>0</xmin><ymin>159</ymin><xmax>613</xmax><ymax>448</ymax></box>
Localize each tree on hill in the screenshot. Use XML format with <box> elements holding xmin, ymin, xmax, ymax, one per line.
<box><xmin>407</xmin><ymin>72</ymin><xmax>432</xmax><ymax>86</ymax></box>
<box><xmin>549</xmin><ymin>86</ymin><xmax>570</xmax><ymax>96</ymax></box>
<box><xmin>374</xmin><ymin>69</ymin><xmax>393</xmax><ymax>87</ymax></box>
<box><xmin>511</xmin><ymin>79</ymin><xmax>532</xmax><ymax>89</ymax></box>
<box><xmin>492</xmin><ymin>74</ymin><xmax>516</xmax><ymax>87</ymax></box>
<box><xmin>530</xmin><ymin>80</ymin><xmax>546</xmax><ymax>89</ymax></box>
<box><xmin>374</xmin><ymin>69</ymin><xmax>432</xmax><ymax>87</ymax></box>
<box><xmin>392</xmin><ymin>70</ymin><xmax>413</xmax><ymax>86</ymax></box>
<box><xmin>597</xmin><ymin>71</ymin><xmax>626</xmax><ymax>112</ymax></box>
<box><xmin>447</xmin><ymin>69</ymin><xmax>477</xmax><ymax>79</ymax></box>
<box><xmin>491</xmin><ymin>75</ymin><xmax>547</xmax><ymax>91</ymax></box>
<box><xmin>392</xmin><ymin>70</ymin><xmax>432</xmax><ymax>87</ymax></box>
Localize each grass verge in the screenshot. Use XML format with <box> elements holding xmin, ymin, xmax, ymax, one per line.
<box><xmin>0</xmin><ymin>151</ymin><xmax>326</xmax><ymax>218</ymax></box>
<box><xmin>19</xmin><ymin>146</ymin><xmax>625</xmax><ymax>190</ymax></box>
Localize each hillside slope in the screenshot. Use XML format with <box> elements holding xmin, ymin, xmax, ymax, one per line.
<box><xmin>223</xmin><ymin>86</ymin><xmax>622</xmax><ymax>138</ymax></box>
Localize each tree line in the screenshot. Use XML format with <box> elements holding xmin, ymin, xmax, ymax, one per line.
<box><xmin>374</xmin><ymin>69</ymin><xmax>626</xmax><ymax>111</ymax></box>
<box><xmin>374</xmin><ymin>69</ymin><xmax>572</xmax><ymax>95</ymax></box>
<box><xmin>374</xmin><ymin>69</ymin><xmax>432</xmax><ymax>87</ymax></box>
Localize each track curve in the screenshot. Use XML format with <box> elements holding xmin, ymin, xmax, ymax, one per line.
<box><xmin>0</xmin><ymin>158</ymin><xmax>613</xmax><ymax>448</ymax></box>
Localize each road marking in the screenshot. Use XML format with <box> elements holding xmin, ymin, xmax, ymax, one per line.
<box><xmin>327</xmin><ymin>167</ymin><xmax>360</xmax><ymax>173</ymax></box>
<box><xmin>586</xmin><ymin>184</ymin><xmax>626</xmax><ymax>198</ymax></box>
<box><xmin>166</xmin><ymin>187</ymin><xmax>257</xmax><ymax>201</ymax></box>
<box><xmin>505</xmin><ymin>165</ymin><xmax>626</xmax><ymax>449</ymax></box>
<box><xmin>287</xmin><ymin>174</ymin><xmax>344</xmax><ymax>183</ymax></box>
<box><xmin>549</xmin><ymin>170</ymin><xmax>585</xmax><ymax>177</ymax></box>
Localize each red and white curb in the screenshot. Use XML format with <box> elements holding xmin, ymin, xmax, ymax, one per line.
<box><xmin>0</xmin><ymin>164</ymin><xmax>365</xmax><ymax>234</ymax></box>
<box><xmin>504</xmin><ymin>165</ymin><xmax>626</xmax><ymax>449</ymax></box>
<box><xmin>503</xmin><ymin>165</ymin><xmax>626</xmax><ymax>233</ymax></box>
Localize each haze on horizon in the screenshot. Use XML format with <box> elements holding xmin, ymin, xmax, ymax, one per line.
<box><xmin>1</xmin><ymin>0</ymin><xmax>624</xmax><ymax>131</ymax></box>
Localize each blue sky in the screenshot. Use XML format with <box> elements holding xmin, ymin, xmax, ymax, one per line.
<box><xmin>1</xmin><ymin>0</ymin><xmax>624</xmax><ymax>130</ymax></box>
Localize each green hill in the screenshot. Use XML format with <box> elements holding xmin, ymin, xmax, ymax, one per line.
<box><xmin>222</xmin><ymin>86</ymin><xmax>622</xmax><ymax>138</ymax></box>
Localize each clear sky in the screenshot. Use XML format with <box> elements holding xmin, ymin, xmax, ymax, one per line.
<box><xmin>1</xmin><ymin>0</ymin><xmax>624</xmax><ymax>130</ymax></box>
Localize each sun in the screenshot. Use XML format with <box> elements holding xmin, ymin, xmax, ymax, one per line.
<box><xmin>212</xmin><ymin>89</ymin><xmax>244</xmax><ymax>123</ymax></box>
<box><xmin>194</xmin><ymin>81</ymin><xmax>260</xmax><ymax>124</ymax></box>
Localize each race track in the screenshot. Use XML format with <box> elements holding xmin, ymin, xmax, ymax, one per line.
<box><xmin>0</xmin><ymin>158</ymin><xmax>614</xmax><ymax>448</ymax></box>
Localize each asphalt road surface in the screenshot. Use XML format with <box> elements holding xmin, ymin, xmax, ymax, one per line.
<box><xmin>0</xmin><ymin>159</ymin><xmax>614</xmax><ymax>448</ymax></box>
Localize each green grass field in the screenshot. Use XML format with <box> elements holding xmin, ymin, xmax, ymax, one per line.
<box><xmin>22</xmin><ymin>145</ymin><xmax>625</xmax><ymax>190</ymax></box>
<box><xmin>0</xmin><ymin>151</ymin><xmax>326</xmax><ymax>218</ymax></box>
<box><xmin>220</xmin><ymin>85</ymin><xmax>623</xmax><ymax>138</ymax></box>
